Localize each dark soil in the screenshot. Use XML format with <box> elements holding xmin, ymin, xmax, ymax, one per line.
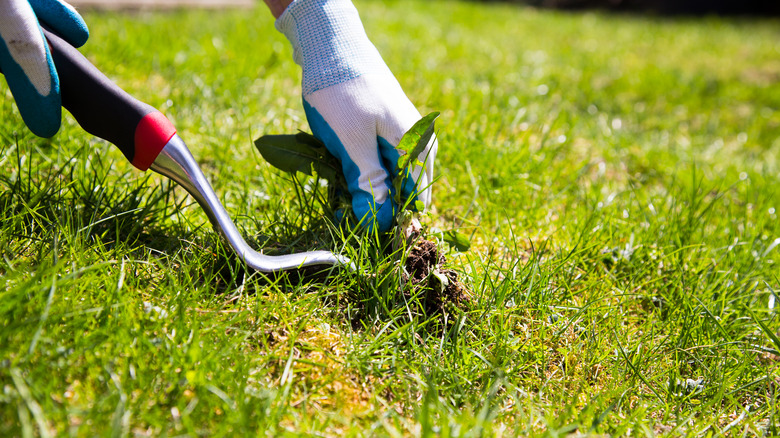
<box><xmin>403</xmin><ymin>238</ymin><xmax>469</xmax><ymax>316</ymax></box>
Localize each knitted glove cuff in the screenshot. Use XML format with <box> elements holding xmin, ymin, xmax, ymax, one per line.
<box><xmin>275</xmin><ymin>0</ymin><xmax>388</xmax><ymax>96</ymax></box>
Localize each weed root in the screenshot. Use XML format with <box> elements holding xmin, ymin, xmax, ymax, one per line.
<box><xmin>404</xmin><ymin>237</ymin><xmax>469</xmax><ymax>316</ymax></box>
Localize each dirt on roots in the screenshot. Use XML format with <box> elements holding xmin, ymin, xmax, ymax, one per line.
<box><xmin>403</xmin><ymin>238</ymin><xmax>469</xmax><ymax>316</ymax></box>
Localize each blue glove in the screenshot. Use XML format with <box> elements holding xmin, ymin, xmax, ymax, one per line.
<box><xmin>0</xmin><ymin>0</ymin><xmax>89</xmax><ymax>137</ymax></box>
<box><xmin>276</xmin><ymin>0</ymin><xmax>437</xmax><ymax>232</ymax></box>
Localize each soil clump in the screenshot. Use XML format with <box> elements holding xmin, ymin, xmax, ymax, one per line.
<box><xmin>403</xmin><ymin>238</ymin><xmax>469</xmax><ymax>316</ymax></box>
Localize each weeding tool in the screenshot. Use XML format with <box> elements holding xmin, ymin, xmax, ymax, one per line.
<box><xmin>35</xmin><ymin>28</ymin><xmax>351</xmax><ymax>273</ymax></box>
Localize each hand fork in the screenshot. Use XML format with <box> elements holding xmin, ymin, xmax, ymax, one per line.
<box><xmin>39</xmin><ymin>28</ymin><xmax>351</xmax><ymax>273</ymax></box>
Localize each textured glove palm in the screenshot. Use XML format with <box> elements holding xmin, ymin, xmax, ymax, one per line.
<box><xmin>276</xmin><ymin>0</ymin><xmax>436</xmax><ymax>232</ymax></box>
<box><xmin>0</xmin><ymin>0</ymin><xmax>89</xmax><ymax>137</ymax></box>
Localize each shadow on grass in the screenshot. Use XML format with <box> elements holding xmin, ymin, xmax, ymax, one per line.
<box><xmin>0</xmin><ymin>139</ymin><xmax>342</xmax><ymax>295</ymax></box>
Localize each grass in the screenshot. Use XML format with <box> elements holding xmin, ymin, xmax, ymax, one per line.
<box><xmin>1</xmin><ymin>0</ymin><xmax>779</xmax><ymax>435</ymax></box>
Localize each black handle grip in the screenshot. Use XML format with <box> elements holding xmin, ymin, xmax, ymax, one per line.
<box><xmin>44</xmin><ymin>27</ymin><xmax>175</xmax><ymax>170</ymax></box>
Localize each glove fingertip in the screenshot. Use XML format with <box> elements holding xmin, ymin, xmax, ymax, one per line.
<box><xmin>375</xmin><ymin>202</ymin><xmax>395</xmax><ymax>233</ymax></box>
<box><xmin>23</xmin><ymin>93</ymin><xmax>62</xmax><ymax>137</ymax></box>
<box><xmin>29</xmin><ymin>117</ymin><xmax>61</xmax><ymax>138</ymax></box>
<box><xmin>353</xmin><ymin>198</ymin><xmax>395</xmax><ymax>233</ymax></box>
<box><xmin>52</xmin><ymin>19</ymin><xmax>89</xmax><ymax>49</ymax></box>
<box><xmin>30</xmin><ymin>0</ymin><xmax>90</xmax><ymax>47</ymax></box>
<box><xmin>66</xmin><ymin>23</ymin><xmax>89</xmax><ymax>48</ymax></box>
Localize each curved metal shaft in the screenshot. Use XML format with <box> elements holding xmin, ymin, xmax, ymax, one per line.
<box><xmin>150</xmin><ymin>134</ymin><xmax>351</xmax><ymax>273</ymax></box>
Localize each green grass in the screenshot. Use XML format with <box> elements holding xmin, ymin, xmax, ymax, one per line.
<box><xmin>2</xmin><ymin>0</ymin><xmax>780</xmax><ymax>435</ymax></box>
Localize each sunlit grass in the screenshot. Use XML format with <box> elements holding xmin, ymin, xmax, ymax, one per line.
<box><xmin>1</xmin><ymin>0</ymin><xmax>779</xmax><ymax>435</ymax></box>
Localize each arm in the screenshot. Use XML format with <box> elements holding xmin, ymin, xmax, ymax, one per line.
<box><xmin>265</xmin><ymin>0</ymin><xmax>437</xmax><ymax>232</ymax></box>
<box><xmin>263</xmin><ymin>0</ymin><xmax>294</xmax><ymax>18</ymax></box>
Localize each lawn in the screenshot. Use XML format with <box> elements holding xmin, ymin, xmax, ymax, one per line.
<box><xmin>1</xmin><ymin>0</ymin><xmax>779</xmax><ymax>435</ymax></box>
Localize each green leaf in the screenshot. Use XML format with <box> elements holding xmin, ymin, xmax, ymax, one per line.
<box><xmin>431</xmin><ymin>269</ymin><xmax>450</xmax><ymax>293</ymax></box>
<box><xmin>443</xmin><ymin>230</ymin><xmax>471</xmax><ymax>252</ymax></box>
<box><xmin>395</xmin><ymin>111</ymin><xmax>439</xmax><ymax>174</ymax></box>
<box><xmin>393</xmin><ymin>112</ymin><xmax>439</xmax><ymax>208</ymax></box>
<box><xmin>254</xmin><ymin>132</ymin><xmax>343</xmax><ymax>186</ymax></box>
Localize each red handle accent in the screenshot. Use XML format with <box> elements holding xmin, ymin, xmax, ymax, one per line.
<box><xmin>132</xmin><ymin>112</ymin><xmax>176</xmax><ymax>170</ymax></box>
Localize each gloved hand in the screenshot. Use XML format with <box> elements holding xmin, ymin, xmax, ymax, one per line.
<box><xmin>0</xmin><ymin>0</ymin><xmax>89</xmax><ymax>137</ymax></box>
<box><xmin>276</xmin><ymin>0</ymin><xmax>437</xmax><ymax>232</ymax></box>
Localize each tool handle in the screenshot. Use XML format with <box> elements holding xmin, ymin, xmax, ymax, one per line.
<box><xmin>44</xmin><ymin>27</ymin><xmax>176</xmax><ymax>170</ymax></box>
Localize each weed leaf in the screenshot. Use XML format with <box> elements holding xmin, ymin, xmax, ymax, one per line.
<box><xmin>396</xmin><ymin>112</ymin><xmax>439</xmax><ymax>173</ymax></box>
<box><xmin>393</xmin><ymin>112</ymin><xmax>439</xmax><ymax>207</ymax></box>
<box><xmin>443</xmin><ymin>230</ymin><xmax>471</xmax><ymax>252</ymax></box>
<box><xmin>254</xmin><ymin>132</ymin><xmax>342</xmax><ymax>186</ymax></box>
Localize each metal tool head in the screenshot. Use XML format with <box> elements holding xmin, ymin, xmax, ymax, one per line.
<box><xmin>150</xmin><ymin>134</ymin><xmax>353</xmax><ymax>273</ymax></box>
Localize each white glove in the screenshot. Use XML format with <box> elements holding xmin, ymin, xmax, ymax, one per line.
<box><xmin>0</xmin><ymin>0</ymin><xmax>89</xmax><ymax>137</ymax></box>
<box><xmin>276</xmin><ymin>0</ymin><xmax>436</xmax><ymax>232</ymax></box>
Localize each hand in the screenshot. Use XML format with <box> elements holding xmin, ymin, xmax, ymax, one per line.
<box><xmin>0</xmin><ymin>0</ymin><xmax>89</xmax><ymax>137</ymax></box>
<box><xmin>275</xmin><ymin>0</ymin><xmax>437</xmax><ymax>232</ymax></box>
